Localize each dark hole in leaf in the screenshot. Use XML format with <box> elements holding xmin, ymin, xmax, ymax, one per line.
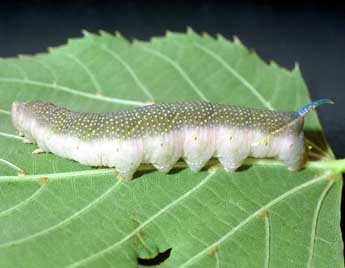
<box><xmin>137</xmin><ymin>248</ymin><xmax>172</xmax><ymax>266</ymax></box>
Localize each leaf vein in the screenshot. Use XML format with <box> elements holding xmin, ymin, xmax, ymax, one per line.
<box><xmin>27</xmin><ymin>57</ymin><xmax>59</xmax><ymax>82</ymax></box>
<box><xmin>264</xmin><ymin>213</ymin><xmax>271</xmax><ymax>268</ymax></box>
<box><xmin>138</xmin><ymin>45</ymin><xmax>208</xmax><ymax>101</ymax></box>
<box><xmin>194</xmin><ymin>43</ymin><xmax>332</xmax><ymax>159</ymax></box>
<box><xmin>178</xmin><ymin>172</ymin><xmax>329</xmax><ymax>267</ymax></box>
<box><xmin>63</xmin><ymin>171</ymin><xmax>219</xmax><ymax>268</ymax></box>
<box><xmin>100</xmin><ymin>45</ymin><xmax>154</xmax><ymax>101</ymax></box>
<box><xmin>58</xmin><ymin>52</ymin><xmax>102</xmax><ymax>94</ymax></box>
<box><xmin>0</xmin><ymin>108</ymin><xmax>11</xmax><ymax>115</ymax></box>
<box><xmin>194</xmin><ymin>43</ymin><xmax>273</xmax><ymax>109</ymax></box>
<box><xmin>306</xmin><ymin>180</ymin><xmax>334</xmax><ymax>268</ymax></box>
<box><xmin>0</xmin><ymin>157</ymin><xmax>24</xmax><ymax>174</ymax></box>
<box><xmin>7</xmin><ymin>61</ymin><xmax>29</xmax><ymax>80</ymax></box>
<box><xmin>0</xmin><ymin>179</ymin><xmax>123</xmax><ymax>248</ymax></box>
<box><xmin>0</xmin><ymin>77</ymin><xmax>146</xmax><ymax>106</ymax></box>
<box><xmin>0</xmin><ymin>185</ymin><xmax>45</xmax><ymax>217</ymax></box>
<box><xmin>0</xmin><ymin>131</ymin><xmax>24</xmax><ymax>141</ymax></box>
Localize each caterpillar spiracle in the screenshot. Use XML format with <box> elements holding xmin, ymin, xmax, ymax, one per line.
<box><xmin>11</xmin><ymin>99</ymin><xmax>332</xmax><ymax>179</ymax></box>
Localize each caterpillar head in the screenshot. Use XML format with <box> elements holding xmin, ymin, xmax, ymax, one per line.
<box><xmin>11</xmin><ymin>101</ymin><xmax>28</xmax><ymax>133</ymax></box>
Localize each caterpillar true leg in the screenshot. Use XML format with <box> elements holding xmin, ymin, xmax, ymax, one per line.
<box><xmin>32</xmin><ymin>148</ymin><xmax>46</xmax><ymax>154</ymax></box>
<box><xmin>23</xmin><ymin>138</ymin><xmax>33</xmax><ymax>144</ymax></box>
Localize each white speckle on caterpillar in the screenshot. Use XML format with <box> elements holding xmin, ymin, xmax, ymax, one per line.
<box><xmin>11</xmin><ymin>99</ymin><xmax>333</xmax><ymax>179</ymax></box>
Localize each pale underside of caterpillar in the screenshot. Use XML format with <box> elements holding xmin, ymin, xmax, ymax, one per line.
<box><xmin>11</xmin><ymin>99</ymin><xmax>332</xmax><ymax>179</ymax></box>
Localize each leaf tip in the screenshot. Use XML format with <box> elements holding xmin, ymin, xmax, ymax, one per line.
<box><xmin>18</xmin><ymin>54</ymin><xmax>28</xmax><ymax>59</ymax></box>
<box><xmin>132</xmin><ymin>37</ymin><xmax>140</xmax><ymax>45</ymax></box>
<box><xmin>98</xmin><ymin>29</ymin><xmax>108</xmax><ymax>36</ymax></box>
<box><xmin>165</xmin><ymin>29</ymin><xmax>173</xmax><ymax>37</ymax></box>
<box><xmin>249</xmin><ymin>48</ymin><xmax>258</xmax><ymax>57</ymax></box>
<box><xmin>82</xmin><ymin>29</ymin><xmax>92</xmax><ymax>37</ymax></box>
<box><xmin>233</xmin><ymin>35</ymin><xmax>243</xmax><ymax>45</ymax></box>
<box><xmin>269</xmin><ymin>60</ymin><xmax>279</xmax><ymax>69</ymax></box>
<box><xmin>216</xmin><ymin>33</ymin><xmax>226</xmax><ymax>41</ymax></box>
<box><xmin>202</xmin><ymin>31</ymin><xmax>211</xmax><ymax>38</ymax></box>
<box><xmin>186</xmin><ymin>26</ymin><xmax>195</xmax><ymax>35</ymax></box>
<box><xmin>114</xmin><ymin>30</ymin><xmax>124</xmax><ymax>38</ymax></box>
<box><xmin>293</xmin><ymin>62</ymin><xmax>301</xmax><ymax>73</ymax></box>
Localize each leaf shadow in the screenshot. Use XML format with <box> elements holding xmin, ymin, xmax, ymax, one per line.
<box><xmin>304</xmin><ymin>129</ymin><xmax>331</xmax><ymax>160</ymax></box>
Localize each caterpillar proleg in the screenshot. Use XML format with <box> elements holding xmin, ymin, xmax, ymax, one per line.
<box><xmin>11</xmin><ymin>99</ymin><xmax>332</xmax><ymax>179</ymax></box>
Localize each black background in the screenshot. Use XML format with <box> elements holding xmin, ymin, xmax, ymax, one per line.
<box><xmin>0</xmin><ymin>0</ymin><xmax>344</xmax><ymax>259</ymax></box>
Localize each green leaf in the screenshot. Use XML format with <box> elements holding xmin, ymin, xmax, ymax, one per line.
<box><xmin>0</xmin><ymin>30</ymin><xmax>343</xmax><ymax>268</ymax></box>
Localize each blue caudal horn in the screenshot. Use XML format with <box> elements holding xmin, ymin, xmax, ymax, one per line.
<box><xmin>295</xmin><ymin>99</ymin><xmax>334</xmax><ymax>117</ymax></box>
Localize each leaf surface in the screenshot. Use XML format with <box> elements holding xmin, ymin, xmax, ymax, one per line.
<box><xmin>0</xmin><ymin>30</ymin><xmax>343</xmax><ymax>268</ymax></box>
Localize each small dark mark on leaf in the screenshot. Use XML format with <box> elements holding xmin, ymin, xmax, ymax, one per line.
<box><xmin>38</xmin><ymin>177</ymin><xmax>48</xmax><ymax>185</ymax></box>
<box><xmin>138</xmin><ymin>248</ymin><xmax>172</xmax><ymax>266</ymax></box>
<box><xmin>132</xmin><ymin>217</ymin><xmax>140</xmax><ymax>226</ymax></box>
<box><xmin>208</xmin><ymin>246</ymin><xmax>217</xmax><ymax>255</ymax></box>
<box><xmin>327</xmin><ymin>175</ymin><xmax>339</xmax><ymax>182</ymax></box>
<box><xmin>17</xmin><ymin>171</ymin><xmax>26</xmax><ymax>176</ymax></box>
<box><xmin>132</xmin><ymin>217</ymin><xmax>145</xmax><ymax>236</ymax></box>
<box><xmin>258</xmin><ymin>209</ymin><xmax>268</xmax><ymax>218</ymax></box>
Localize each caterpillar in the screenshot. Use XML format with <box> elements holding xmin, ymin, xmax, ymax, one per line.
<box><xmin>11</xmin><ymin>99</ymin><xmax>332</xmax><ymax>179</ymax></box>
